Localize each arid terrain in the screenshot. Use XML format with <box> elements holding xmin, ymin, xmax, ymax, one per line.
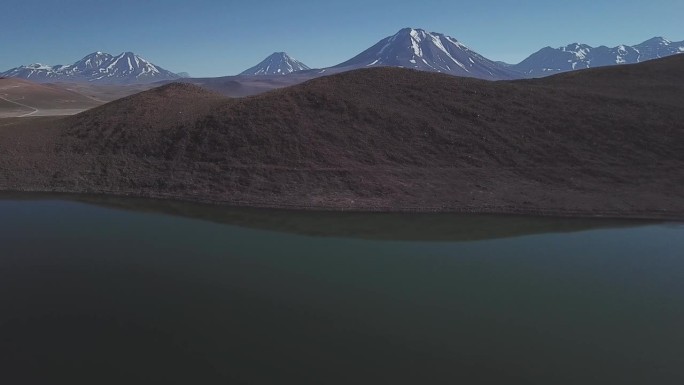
<box><xmin>0</xmin><ymin>77</ymin><xmax>152</xmax><ymax>118</ymax></box>
<box><xmin>172</xmin><ymin>69</ymin><xmax>331</xmax><ymax>98</ymax></box>
<box><xmin>0</xmin><ymin>78</ymin><xmax>102</xmax><ymax>117</ymax></box>
<box><xmin>0</xmin><ymin>55</ymin><xmax>683</xmax><ymax>219</ymax></box>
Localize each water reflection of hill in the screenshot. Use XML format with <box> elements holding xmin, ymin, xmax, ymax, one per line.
<box><xmin>4</xmin><ymin>193</ymin><xmax>650</xmax><ymax>242</ymax></box>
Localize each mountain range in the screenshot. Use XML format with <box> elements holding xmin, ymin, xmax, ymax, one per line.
<box><xmin>0</xmin><ymin>52</ymin><xmax>180</xmax><ymax>84</ymax></box>
<box><xmin>512</xmin><ymin>37</ymin><xmax>684</xmax><ymax>76</ymax></box>
<box><xmin>2</xmin><ymin>29</ymin><xmax>683</xmax><ymax>84</ymax></box>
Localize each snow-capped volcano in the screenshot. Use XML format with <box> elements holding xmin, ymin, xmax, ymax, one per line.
<box><xmin>0</xmin><ymin>52</ymin><xmax>180</xmax><ymax>84</ymax></box>
<box><xmin>512</xmin><ymin>37</ymin><xmax>684</xmax><ymax>77</ymax></box>
<box><xmin>240</xmin><ymin>52</ymin><xmax>310</xmax><ymax>76</ymax></box>
<box><xmin>332</xmin><ymin>28</ymin><xmax>517</xmax><ymax>80</ymax></box>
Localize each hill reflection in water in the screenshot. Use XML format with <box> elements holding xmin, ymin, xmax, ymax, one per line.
<box><xmin>0</xmin><ymin>192</ymin><xmax>651</xmax><ymax>241</ymax></box>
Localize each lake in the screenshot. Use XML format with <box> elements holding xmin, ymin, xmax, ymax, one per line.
<box><xmin>1</xmin><ymin>195</ymin><xmax>682</xmax><ymax>384</ymax></box>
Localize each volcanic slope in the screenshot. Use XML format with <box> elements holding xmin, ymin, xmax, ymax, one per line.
<box><xmin>4</xmin><ymin>55</ymin><xmax>684</xmax><ymax>218</ymax></box>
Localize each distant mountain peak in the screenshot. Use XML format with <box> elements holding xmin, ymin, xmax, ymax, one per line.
<box><xmin>268</xmin><ymin>52</ymin><xmax>295</xmax><ymax>61</ymax></box>
<box><xmin>562</xmin><ymin>43</ymin><xmax>591</xmax><ymax>50</ymax></box>
<box><xmin>641</xmin><ymin>36</ymin><xmax>671</xmax><ymax>45</ymax></box>
<box><xmin>69</xmin><ymin>52</ymin><xmax>114</xmax><ymax>72</ymax></box>
<box><xmin>633</xmin><ymin>36</ymin><xmax>683</xmax><ymax>60</ymax></box>
<box><xmin>240</xmin><ymin>52</ymin><xmax>310</xmax><ymax>76</ymax></box>
<box><xmin>332</xmin><ymin>27</ymin><xmax>516</xmax><ymax>80</ymax></box>
<box><xmin>91</xmin><ymin>51</ymin><xmax>108</xmax><ymax>56</ymax></box>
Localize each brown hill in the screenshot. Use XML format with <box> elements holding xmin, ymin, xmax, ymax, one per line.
<box><xmin>0</xmin><ymin>78</ymin><xmax>102</xmax><ymax>117</ymax></box>
<box><xmin>524</xmin><ymin>53</ymin><xmax>684</xmax><ymax>107</ymax></box>
<box><xmin>177</xmin><ymin>71</ymin><xmax>318</xmax><ymax>98</ymax></box>
<box><xmin>2</xmin><ymin>56</ymin><xmax>683</xmax><ymax>218</ymax></box>
<box><xmin>55</xmin><ymin>81</ymin><xmax>159</xmax><ymax>103</ymax></box>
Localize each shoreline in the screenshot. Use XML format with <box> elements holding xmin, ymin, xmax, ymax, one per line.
<box><xmin>2</xmin><ymin>187</ymin><xmax>681</xmax><ymax>222</ymax></box>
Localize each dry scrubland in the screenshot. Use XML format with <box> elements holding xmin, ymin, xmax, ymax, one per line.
<box><xmin>1</xmin><ymin>56</ymin><xmax>683</xmax><ymax>218</ymax></box>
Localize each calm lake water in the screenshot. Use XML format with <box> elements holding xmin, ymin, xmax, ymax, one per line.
<box><xmin>1</xmin><ymin>195</ymin><xmax>683</xmax><ymax>384</ymax></box>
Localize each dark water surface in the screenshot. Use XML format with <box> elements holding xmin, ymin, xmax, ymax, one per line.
<box><xmin>0</xmin><ymin>196</ymin><xmax>683</xmax><ymax>384</ymax></box>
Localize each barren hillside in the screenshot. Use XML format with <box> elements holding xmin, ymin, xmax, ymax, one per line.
<box><xmin>1</xmin><ymin>56</ymin><xmax>683</xmax><ymax>218</ymax></box>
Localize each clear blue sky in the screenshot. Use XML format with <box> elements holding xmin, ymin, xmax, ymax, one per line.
<box><xmin>1</xmin><ymin>0</ymin><xmax>682</xmax><ymax>77</ymax></box>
